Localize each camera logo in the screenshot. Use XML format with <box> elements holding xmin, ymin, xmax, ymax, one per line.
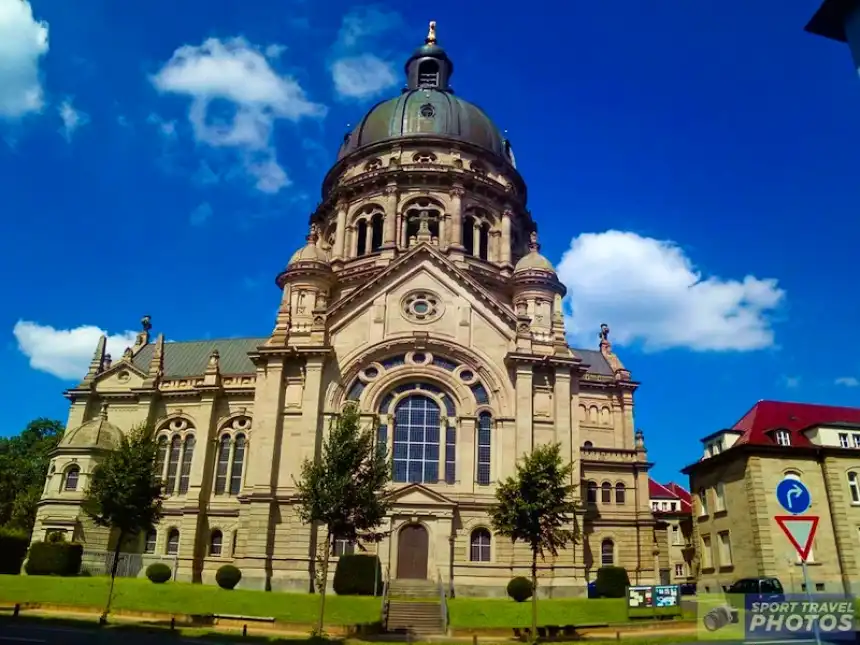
<box><xmin>702</xmin><ymin>604</ymin><xmax>739</xmax><ymax>632</ymax></box>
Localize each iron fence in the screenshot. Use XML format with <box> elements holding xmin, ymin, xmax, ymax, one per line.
<box><xmin>80</xmin><ymin>549</ymin><xmax>178</xmax><ymax>580</ymax></box>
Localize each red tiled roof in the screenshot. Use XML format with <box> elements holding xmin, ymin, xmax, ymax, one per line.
<box><xmin>731</xmin><ymin>400</ymin><xmax>860</xmax><ymax>447</ymax></box>
<box><xmin>649</xmin><ymin>478</ymin><xmax>692</xmax><ymax>513</ymax></box>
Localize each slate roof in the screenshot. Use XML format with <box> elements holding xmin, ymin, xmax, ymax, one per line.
<box><xmin>132</xmin><ymin>338</ymin><xmax>268</xmax><ymax>378</ymax></box>
<box><xmin>129</xmin><ymin>338</ymin><xmax>615</xmax><ymax>378</ymax></box>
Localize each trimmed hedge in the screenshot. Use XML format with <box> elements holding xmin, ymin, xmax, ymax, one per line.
<box><xmin>215</xmin><ymin>564</ymin><xmax>242</xmax><ymax>590</ymax></box>
<box><xmin>0</xmin><ymin>531</ymin><xmax>29</xmax><ymax>575</ymax></box>
<box><xmin>594</xmin><ymin>566</ymin><xmax>630</xmax><ymax>598</ymax></box>
<box><xmin>333</xmin><ymin>553</ymin><xmax>383</xmax><ymax>596</ymax></box>
<box><xmin>24</xmin><ymin>541</ymin><xmax>83</xmax><ymax>576</ymax></box>
<box><xmin>507</xmin><ymin>576</ymin><xmax>534</xmax><ymax>602</ymax></box>
<box><xmin>146</xmin><ymin>562</ymin><xmax>172</xmax><ymax>584</ymax></box>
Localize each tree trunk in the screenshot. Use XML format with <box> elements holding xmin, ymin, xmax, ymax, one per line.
<box><xmin>531</xmin><ymin>549</ymin><xmax>538</xmax><ymax>643</ymax></box>
<box><xmin>101</xmin><ymin>531</ymin><xmax>124</xmax><ymax>624</ymax></box>
<box><xmin>316</xmin><ymin>529</ymin><xmax>333</xmax><ymax>635</ymax></box>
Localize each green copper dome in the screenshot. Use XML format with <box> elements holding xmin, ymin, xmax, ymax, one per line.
<box><xmin>337</xmin><ymin>22</ymin><xmax>515</xmax><ymax>165</ymax></box>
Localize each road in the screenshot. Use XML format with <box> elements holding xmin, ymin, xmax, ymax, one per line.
<box><xmin>0</xmin><ymin>621</ymin><xmax>220</xmax><ymax>645</ymax></box>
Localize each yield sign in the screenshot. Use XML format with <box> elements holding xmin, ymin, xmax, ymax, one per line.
<box><xmin>775</xmin><ymin>515</ymin><xmax>819</xmax><ymax>561</ymax></box>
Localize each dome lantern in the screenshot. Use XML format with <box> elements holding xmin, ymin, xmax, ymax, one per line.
<box><xmin>405</xmin><ymin>21</ymin><xmax>454</xmax><ymax>92</ymax></box>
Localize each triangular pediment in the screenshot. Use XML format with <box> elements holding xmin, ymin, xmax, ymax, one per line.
<box><xmin>328</xmin><ymin>244</ymin><xmax>518</xmax><ymax>336</ymax></box>
<box><xmin>386</xmin><ymin>482</ymin><xmax>456</xmax><ymax>507</ymax></box>
<box><xmin>92</xmin><ymin>358</ymin><xmax>148</xmax><ymax>392</ymax></box>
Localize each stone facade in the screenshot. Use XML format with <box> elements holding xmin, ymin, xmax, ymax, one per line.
<box><xmin>34</xmin><ymin>24</ymin><xmax>664</xmax><ymax>597</ymax></box>
<box><xmin>684</xmin><ymin>405</ymin><xmax>860</xmax><ymax>596</ymax></box>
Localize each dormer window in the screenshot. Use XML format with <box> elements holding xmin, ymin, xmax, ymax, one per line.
<box><xmin>840</xmin><ymin>433</ymin><xmax>850</xmax><ymax>448</ymax></box>
<box><xmin>775</xmin><ymin>430</ymin><xmax>792</xmax><ymax>446</ymax></box>
<box><xmin>417</xmin><ymin>60</ymin><xmax>440</xmax><ymax>87</ymax></box>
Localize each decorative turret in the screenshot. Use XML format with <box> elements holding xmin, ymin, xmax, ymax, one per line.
<box><xmin>405</xmin><ymin>21</ymin><xmax>454</xmax><ymax>91</ymax></box>
<box><xmin>512</xmin><ymin>231</ymin><xmax>567</xmax><ymax>348</ymax></box>
<box><xmin>598</xmin><ymin>323</ymin><xmax>632</xmax><ymax>381</ymax></box>
<box><xmin>59</xmin><ymin>403</ymin><xmax>122</xmax><ymax>451</ymax></box>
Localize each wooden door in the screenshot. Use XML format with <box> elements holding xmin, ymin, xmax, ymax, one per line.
<box><xmin>396</xmin><ymin>524</ymin><xmax>429</xmax><ymax>579</ymax></box>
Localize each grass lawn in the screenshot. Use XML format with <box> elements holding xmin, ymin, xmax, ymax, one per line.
<box><xmin>447</xmin><ymin>597</ymin><xmax>688</xmax><ymax>628</ymax></box>
<box><xmin>0</xmin><ymin>575</ymin><xmax>380</xmax><ymax>625</ymax></box>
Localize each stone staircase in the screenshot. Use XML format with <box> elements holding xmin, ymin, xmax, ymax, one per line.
<box><xmin>385</xmin><ymin>579</ymin><xmax>446</xmax><ymax>635</ymax></box>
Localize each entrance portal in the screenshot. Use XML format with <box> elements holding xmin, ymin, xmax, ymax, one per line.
<box><xmin>396</xmin><ymin>523</ymin><xmax>429</xmax><ymax>579</ymax></box>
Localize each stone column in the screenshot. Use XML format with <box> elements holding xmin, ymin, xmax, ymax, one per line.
<box><xmin>459</xmin><ymin>417</ymin><xmax>476</xmax><ymax>491</ymax></box>
<box><xmin>296</xmin><ymin>355</ymin><xmax>326</xmax><ymax>474</ymax></box>
<box><xmin>247</xmin><ymin>357</ymin><xmax>287</xmax><ymax>492</ymax></box>
<box><xmin>515</xmin><ymin>363</ymin><xmax>534</xmax><ymax>457</ymax></box>
<box><xmin>448</xmin><ymin>186</ymin><xmax>465</xmax><ymax>249</ymax></box>
<box><xmin>333</xmin><ymin>200</ymin><xmax>348</xmax><ymax>260</ymax></box>
<box><xmin>347</xmin><ymin>225</ymin><xmax>357</xmax><ymax>258</ymax></box>
<box><xmin>501</xmin><ymin>209</ymin><xmax>512</xmax><ymax>265</ymax></box>
<box><xmin>382</xmin><ymin>185</ymin><xmax>398</xmax><ymax>248</ymax></box>
<box><xmin>472</xmin><ymin>222</ymin><xmax>481</xmax><ymax>257</ymax></box>
<box><xmin>364</xmin><ymin>226</ymin><xmax>373</xmax><ymax>255</ymax></box>
<box><xmin>554</xmin><ymin>367</ymin><xmax>572</xmax><ymax>478</ymax></box>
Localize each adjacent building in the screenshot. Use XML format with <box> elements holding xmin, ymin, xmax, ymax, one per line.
<box><xmin>682</xmin><ymin>400</ymin><xmax>860</xmax><ymax>595</ymax></box>
<box><xmin>649</xmin><ymin>480</ymin><xmax>694</xmax><ymax>585</ymax></box>
<box><xmin>34</xmin><ymin>23</ymin><xmax>663</xmax><ymax>596</ymax></box>
<box><xmin>806</xmin><ymin>0</ymin><xmax>860</xmax><ymax>77</ymax></box>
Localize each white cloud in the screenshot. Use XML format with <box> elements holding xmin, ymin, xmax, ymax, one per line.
<box><xmin>13</xmin><ymin>320</ymin><xmax>138</xmax><ymax>380</ymax></box>
<box><xmin>332</xmin><ymin>55</ymin><xmax>398</xmax><ymax>100</ymax></box>
<box><xmin>556</xmin><ymin>230</ymin><xmax>785</xmax><ymax>352</ymax></box>
<box><xmin>151</xmin><ymin>37</ymin><xmax>325</xmax><ymax>193</ymax></box>
<box><xmin>189</xmin><ymin>202</ymin><xmax>213</xmax><ymax>226</ymax></box>
<box><xmin>835</xmin><ymin>377</ymin><xmax>860</xmax><ymax>387</ymax></box>
<box><xmin>0</xmin><ymin>0</ymin><xmax>49</xmax><ymax>119</ymax></box>
<box><xmin>58</xmin><ymin>99</ymin><xmax>89</xmax><ymax>141</ymax></box>
<box><xmin>330</xmin><ymin>8</ymin><xmax>400</xmax><ymax>101</ymax></box>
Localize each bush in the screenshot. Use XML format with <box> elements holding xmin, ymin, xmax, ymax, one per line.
<box><xmin>215</xmin><ymin>564</ymin><xmax>242</xmax><ymax>590</ymax></box>
<box><xmin>0</xmin><ymin>530</ymin><xmax>29</xmax><ymax>575</ymax></box>
<box><xmin>507</xmin><ymin>576</ymin><xmax>534</xmax><ymax>602</ymax></box>
<box><xmin>594</xmin><ymin>566</ymin><xmax>630</xmax><ymax>598</ymax></box>
<box><xmin>146</xmin><ymin>562</ymin><xmax>172</xmax><ymax>584</ymax></box>
<box><xmin>24</xmin><ymin>541</ymin><xmax>83</xmax><ymax>576</ymax></box>
<box><xmin>333</xmin><ymin>553</ymin><xmax>383</xmax><ymax>596</ymax></box>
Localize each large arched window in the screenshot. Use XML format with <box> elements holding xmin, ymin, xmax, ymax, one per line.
<box><xmin>601</xmin><ymin>482</ymin><xmax>612</xmax><ymax>504</ymax></box>
<box><xmin>392</xmin><ymin>395</ymin><xmax>440</xmax><ymax>484</ymax></box>
<box><xmin>601</xmin><ymin>539</ymin><xmax>615</xmax><ymax>566</ymax></box>
<box><xmin>370</xmin><ymin>213</ymin><xmax>383</xmax><ymax>252</ymax></box>
<box><xmin>230</xmin><ymin>434</ymin><xmax>246</xmax><ymax>495</ymax></box>
<box><xmin>470</xmin><ymin>528</ymin><xmax>491</xmax><ymax>562</ymax></box>
<box><xmin>155</xmin><ymin>436</ymin><xmax>168</xmax><ymax>479</ymax></box>
<box><xmin>462</xmin><ymin>215</ymin><xmax>476</xmax><ymax>256</ymax></box>
<box><xmin>209</xmin><ymin>530</ymin><xmax>223</xmax><ymax>557</ymax></box>
<box><xmin>586</xmin><ymin>481</ymin><xmax>598</xmax><ymax>504</ymax></box>
<box><xmin>178</xmin><ymin>435</ymin><xmax>195</xmax><ymax>495</ymax></box>
<box><xmin>615</xmin><ymin>483</ymin><xmax>626</xmax><ymax>504</ymax></box>
<box><xmin>478</xmin><ymin>222</ymin><xmax>490</xmax><ymax>261</ymax></box>
<box><xmin>64</xmin><ymin>466</ymin><xmax>80</xmax><ymax>491</ymax></box>
<box><xmin>166</xmin><ymin>529</ymin><xmax>180</xmax><ymax>556</ymax></box>
<box><xmin>848</xmin><ymin>472</ymin><xmax>860</xmax><ymax>504</ymax></box>
<box><xmin>355</xmin><ymin>220</ymin><xmax>368</xmax><ymax>257</ymax></box>
<box><xmin>165</xmin><ymin>436</ymin><xmax>182</xmax><ymax>495</ymax></box>
<box><xmin>477</xmin><ymin>412</ymin><xmax>492</xmax><ymax>485</ymax></box>
<box><xmin>214</xmin><ymin>434</ymin><xmax>231</xmax><ymax>495</ymax></box>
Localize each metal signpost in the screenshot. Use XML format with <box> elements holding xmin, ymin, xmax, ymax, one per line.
<box><xmin>775</xmin><ymin>476</ymin><xmax>821</xmax><ymax>645</ymax></box>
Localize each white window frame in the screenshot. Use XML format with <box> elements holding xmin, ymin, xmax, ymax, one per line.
<box><xmin>715</xmin><ymin>482</ymin><xmax>726</xmax><ymax>512</ymax></box>
<box><xmin>674</xmin><ymin>563</ymin><xmax>684</xmax><ymax>577</ymax></box>
<box><xmin>775</xmin><ymin>430</ymin><xmax>791</xmax><ymax>446</ymax></box>
<box><xmin>848</xmin><ymin>472</ymin><xmax>860</xmax><ymax>505</ymax></box>
<box><xmin>839</xmin><ymin>433</ymin><xmax>850</xmax><ymax>448</ymax></box>
<box><xmin>698</xmin><ymin>488</ymin><xmax>709</xmax><ymax>516</ymax></box>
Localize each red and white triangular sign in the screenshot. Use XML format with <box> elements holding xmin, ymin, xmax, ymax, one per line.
<box><xmin>775</xmin><ymin>515</ymin><xmax>819</xmax><ymax>561</ymax></box>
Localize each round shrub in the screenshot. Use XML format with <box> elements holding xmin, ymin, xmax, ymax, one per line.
<box><xmin>507</xmin><ymin>576</ymin><xmax>533</xmax><ymax>602</ymax></box>
<box><xmin>333</xmin><ymin>554</ymin><xmax>383</xmax><ymax>596</ymax></box>
<box><xmin>216</xmin><ymin>564</ymin><xmax>242</xmax><ymax>590</ymax></box>
<box><xmin>594</xmin><ymin>566</ymin><xmax>630</xmax><ymax>598</ymax></box>
<box><xmin>146</xmin><ymin>562</ymin><xmax>172</xmax><ymax>584</ymax></box>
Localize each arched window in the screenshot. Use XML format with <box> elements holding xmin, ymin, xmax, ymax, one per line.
<box><xmin>586</xmin><ymin>481</ymin><xmax>597</xmax><ymax>504</ymax></box>
<box><xmin>370</xmin><ymin>213</ymin><xmax>383</xmax><ymax>252</ymax></box>
<box><xmin>214</xmin><ymin>434</ymin><xmax>231</xmax><ymax>495</ymax></box>
<box><xmin>144</xmin><ymin>530</ymin><xmax>157</xmax><ymax>554</ymax></box>
<box><xmin>445</xmin><ymin>423</ymin><xmax>456</xmax><ymax>485</ymax></box>
<box><xmin>64</xmin><ymin>466</ymin><xmax>80</xmax><ymax>491</ymax></box>
<box><xmin>601</xmin><ymin>482</ymin><xmax>612</xmax><ymax>504</ymax></box>
<box><xmin>178</xmin><ymin>435</ymin><xmax>195</xmax><ymax>495</ymax></box>
<box><xmin>784</xmin><ymin>470</ymin><xmax>802</xmax><ymax>480</ymax></box>
<box><xmin>209</xmin><ymin>530</ymin><xmax>223</xmax><ymax>556</ymax></box>
<box><xmin>405</xmin><ymin>203</ymin><xmax>440</xmax><ymax>244</ymax></box>
<box><xmin>478</xmin><ymin>222</ymin><xmax>490</xmax><ymax>261</ymax></box>
<box><xmin>470</xmin><ymin>528</ymin><xmax>491</xmax><ymax>562</ymax></box>
<box><xmin>155</xmin><ymin>436</ymin><xmax>168</xmax><ymax>479</ymax></box>
<box><xmin>462</xmin><ymin>215</ymin><xmax>475</xmax><ymax>256</ymax></box>
<box><xmin>477</xmin><ymin>412</ymin><xmax>492</xmax><ymax>485</ymax></box>
<box><xmin>848</xmin><ymin>472</ymin><xmax>860</xmax><ymax>504</ymax></box>
<box><xmin>166</xmin><ymin>529</ymin><xmax>180</xmax><ymax>556</ymax></box>
<box><xmin>615</xmin><ymin>483</ymin><xmax>626</xmax><ymax>504</ymax></box>
<box><xmin>356</xmin><ymin>220</ymin><xmax>368</xmax><ymax>257</ymax></box>
<box><xmin>583</xmin><ymin>441</ymin><xmax>593</xmax><ymax>448</ymax></box>
<box><xmin>601</xmin><ymin>539</ymin><xmax>615</xmax><ymax>566</ymax></box>
<box><xmin>165</xmin><ymin>436</ymin><xmax>182</xmax><ymax>495</ymax></box>
<box><xmin>230</xmin><ymin>434</ymin><xmax>246</xmax><ymax>495</ymax></box>
<box><xmin>417</xmin><ymin>60</ymin><xmax>440</xmax><ymax>87</ymax></box>
<box><xmin>392</xmin><ymin>395</ymin><xmax>440</xmax><ymax>484</ymax></box>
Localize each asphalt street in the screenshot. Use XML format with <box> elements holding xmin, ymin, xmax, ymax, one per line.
<box><xmin>0</xmin><ymin>621</ymin><xmax>213</xmax><ymax>645</ymax></box>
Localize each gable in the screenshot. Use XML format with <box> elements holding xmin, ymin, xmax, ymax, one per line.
<box><xmin>387</xmin><ymin>483</ymin><xmax>455</xmax><ymax>507</ymax></box>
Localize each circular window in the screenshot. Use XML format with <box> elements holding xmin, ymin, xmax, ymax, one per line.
<box><xmin>419</xmin><ymin>103</ymin><xmax>435</xmax><ymax>118</ymax></box>
<box><xmin>460</xmin><ymin>370</ymin><xmax>474</xmax><ymax>382</ymax></box>
<box><xmin>412</xmin><ymin>353</ymin><xmax>427</xmax><ymax>364</ymax></box>
<box><xmin>401</xmin><ymin>290</ymin><xmax>443</xmax><ymax>323</ymax></box>
<box><xmin>364</xmin><ymin>367</ymin><xmax>379</xmax><ymax>379</ymax></box>
<box><xmin>117</xmin><ymin>371</ymin><xmax>130</xmax><ymax>383</ymax></box>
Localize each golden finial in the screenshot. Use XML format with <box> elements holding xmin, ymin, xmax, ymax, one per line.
<box><xmin>426</xmin><ymin>20</ymin><xmax>437</xmax><ymax>45</ymax></box>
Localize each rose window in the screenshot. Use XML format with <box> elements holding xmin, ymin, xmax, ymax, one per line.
<box><xmin>402</xmin><ymin>291</ymin><xmax>442</xmax><ymax>323</ymax></box>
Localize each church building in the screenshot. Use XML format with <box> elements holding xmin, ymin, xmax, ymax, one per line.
<box><xmin>34</xmin><ymin>23</ymin><xmax>663</xmax><ymax>596</ymax></box>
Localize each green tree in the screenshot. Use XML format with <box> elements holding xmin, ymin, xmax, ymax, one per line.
<box><xmin>0</xmin><ymin>418</ymin><xmax>64</xmax><ymax>532</ymax></box>
<box><xmin>490</xmin><ymin>442</ymin><xmax>579</xmax><ymax>641</ymax></box>
<box><xmin>82</xmin><ymin>424</ymin><xmax>163</xmax><ymax>624</ymax></box>
<box><xmin>294</xmin><ymin>405</ymin><xmax>391</xmax><ymax>635</ymax></box>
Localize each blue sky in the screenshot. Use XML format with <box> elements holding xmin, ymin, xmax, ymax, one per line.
<box><xmin>2</xmin><ymin>0</ymin><xmax>859</xmax><ymax>483</ymax></box>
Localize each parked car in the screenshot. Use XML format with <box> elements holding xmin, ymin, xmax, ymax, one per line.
<box><xmin>725</xmin><ymin>577</ymin><xmax>784</xmax><ymax>608</ymax></box>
